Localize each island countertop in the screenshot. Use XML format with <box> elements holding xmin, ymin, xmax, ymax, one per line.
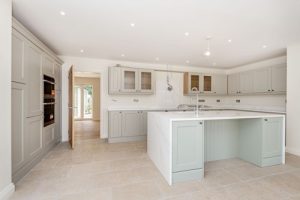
<box><xmin>147</xmin><ymin>110</ymin><xmax>285</xmax><ymax>121</ymax></box>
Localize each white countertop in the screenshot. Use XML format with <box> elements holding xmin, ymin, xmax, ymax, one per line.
<box><xmin>148</xmin><ymin>110</ymin><xmax>285</xmax><ymax>121</ymax></box>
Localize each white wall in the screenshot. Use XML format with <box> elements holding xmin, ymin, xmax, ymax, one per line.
<box><xmin>286</xmin><ymin>45</ymin><xmax>300</xmax><ymax>156</ymax></box>
<box><xmin>60</xmin><ymin>56</ymin><xmax>286</xmax><ymax>141</ymax></box>
<box><xmin>0</xmin><ymin>0</ymin><xmax>14</xmax><ymax>199</ymax></box>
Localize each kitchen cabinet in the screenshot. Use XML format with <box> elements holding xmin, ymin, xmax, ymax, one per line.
<box><xmin>108</xmin><ymin>110</ymin><xmax>148</xmax><ymax>142</ymax></box>
<box><xmin>109</xmin><ymin>66</ymin><xmax>155</xmax><ymax>94</ymax></box>
<box><xmin>172</xmin><ymin>120</ymin><xmax>204</xmax><ymax>172</ymax></box>
<box><xmin>227</xmin><ymin>73</ymin><xmax>240</xmax><ymax>94</ymax></box>
<box><xmin>25</xmin><ymin>115</ymin><xmax>43</xmax><ymax>161</ymax></box>
<box><xmin>271</xmin><ymin>64</ymin><xmax>287</xmax><ymax>93</ymax></box>
<box><xmin>239</xmin><ymin>71</ymin><xmax>254</xmax><ymax>94</ymax></box>
<box><xmin>253</xmin><ymin>67</ymin><xmax>271</xmax><ymax>93</ymax></box>
<box><xmin>54</xmin><ymin>63</ymin><xmax>61</xmax><ymax>91</ymax></box>
<box><xmin>183</xmin><ymin>73</ymin><xmax>201</xmax><ymax>94</ymax></box>
<box><xmin>212</xmin><ymin>74</ymin><xmax>227</xmax><ymax>94</ymax></box>
<box><xmin>55</xmin><ymin>91</ymin><xmax>61</xmax><ymax>142</ymax></box>
<box><xmin>42</xmin><ymin>55</ymin><xmax>55</xmax><ymax>77</ymax></box>
<box><xmin>43</xmin><ymin>124</ymin><xmax>55</xmax><ymax>150</ymax></box>
<box><xmin>12</xmin><ymin>82</ymin><xmax>26</xmax><ymax>174</ymax></box>
<box><xmin>12</xmin><ymin>31</ymin><xmax>26</xmax><ymax>84</ymax></box>
<box><xmin>24</xmin><ymin>42</ymin><xmax>43</xmax><ymax>118</ymax></box>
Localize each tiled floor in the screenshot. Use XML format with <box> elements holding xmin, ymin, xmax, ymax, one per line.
<box><xmin>10</xmin><ymin>139</ymin><xmax>300</xmax><ymax>200</ymax></box>
<box><xmin>74</xmin><ymin>120</ymin><xmax>100</xmax><ymax>142</ymax></box>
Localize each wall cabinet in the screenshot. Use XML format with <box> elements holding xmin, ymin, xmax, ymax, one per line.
<box><xmin>55</xmin><ymin>91</ymin><xmax>61</xmax><ymax>142</ymax></box>
<box><xmin>228</xmin><ymin>64</ymin><xmax>286</xmax><ymax>95</ymax></box>
<box><xmin>108</xmin><ymin>110</ymin><xmax>147</xmax><ymax>142</ymax></box>
<box><xmin>54</xmin><ymin>63</ymin><xmax>61</xmax><ymax>91</ymax></box>
<box><xmin>12</xmin><ymin>31</ymin><xmax>26</xmax><ymax>84</ymax></box>
<box><xmin>109</xmin><ymin>66</ymin><xmax>155</xmax><ymax>94</ymax></box>
<box><xmin>184</xmin><ymin>73</ymin><xmax>227</xmax><ymax>95</ymax></box>
<box><xmin>42</xmin><ymin>55</ymin><xmax>55</xmax><ymax>77</ymax></box>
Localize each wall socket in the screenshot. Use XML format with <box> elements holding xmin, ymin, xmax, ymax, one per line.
<box><xmin>198</xmin><ymin>99</ymin><xmax>205</xmax><ymax>102</ymax></box>
<box><xmin>236</xmin><ymin>99</ymin><xmax>241</xmax><ymax>103</ymax></box>
<box><xmin>133</xmin><ymin>99</ymin><xmax>139</xmax><ymax>102</ymax></box>
<box><xmin>216</xmin><ymin>99</ymin><xmax>221</xmax><ymax>103</ymax></box>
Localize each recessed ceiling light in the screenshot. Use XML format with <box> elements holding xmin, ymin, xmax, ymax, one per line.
<box><xmin>130</xmin><ymin>23</ymin><xmax>135</xmax><ymax>27</ymax></box>
<box><xmin>184</xmin><ymin>32</ymin><xmax>190</xmax><ymax>36</ymax></box>
<box><xmin>212</xmin><ymin>62</ymin><xmax>217</xmax><ymax>66</ymax></box>
<box><xmin>155</xmin><ymin>57</ymin><xmax>160</xmax><ymax>61</ymax></box>
<box><xmin>121</xmin><ymin>54</ymin><xmax>125</xmax><ymax>57</ymax></box>
<box><xmin>186</xmin><ymin>60</ymin><xmax>190</xmax><ymax>64</ymax></box>
<box><xmin>228</xmin><ymin>39</ymin><xmax>232</xmax><ymax>43</ymax></box>
<box><xmin>60</xmin><ymin>11</ymin><xmax>66</xmax><ymax>16</ymax></box>
<box><xmin>262</xmin><ymin>45</ymin><xmax>267</xmax><ymax>48</ymax></box>
<box><xmin>80</xmin><ymin>49</ymin><xmax>84</xmax><ymax>53</ymax></box>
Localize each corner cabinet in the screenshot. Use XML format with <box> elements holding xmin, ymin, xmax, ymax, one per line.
<box><xmin>109</xmin><ymin>66</ymin><xmax>155</xmax><ymax>95</ymax></box>
<box><xmin>172</xmin><ymin>120</ymin><xmax>204</xmax><ymax>183</ymax></box>
<box><xmin>183</xmin><ymin>72</ymin><xmax>227</xmax><ymax>95</ymax></box>
<box><xmin>108</xmin><ymin>110</ymin><xmax>147</xmax><ymax>143</ymax></box>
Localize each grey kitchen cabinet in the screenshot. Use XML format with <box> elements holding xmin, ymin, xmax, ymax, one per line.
<box><xmin>42</xmin><ymin>54</ymin><xmax>55</xmax><ymax>77</ymax></box>
<box><xmin>253</xmin><ymin>67</ymin><xmax>271</xmax><ymax>93</ymax></box>
<box><xmin>239</xmin><ymin>71</ymin><xmax>254</xmax><ymax>94</ymax></box>
<box><xmin>228</xmin><ymin>73</ymin><xmax>240</xmax><ymax>94</ymax></box>
<box><xmin>12</xmin><ymin>31</ymin><xmax>26</xmax><ymax>84</ymax></box>
<box><xmin>108</xmin><ymin>66</ymin><xmax>155</xmax><ymax>94</ymax></box>
<box><xmin>24</xmin><ymin>42</ymin><xmax>43</xmax><ymax>118</ymax></box>
<box><xmin>43</xmin><ymin>124</ymin><xmax>55</xmax><ymax>150</ymax></box>
<box><xmin>25</xmin><ymin>115</ymin><xmax>43</xmax><ymax>161</ymax></box>
<box><xmin>55</xmin><ymin>91</ymin><xmax>61</xmax><ymax>142</ymax></box>
<box><xmin>212</xmin><ymin>74</ymin><xmax>227</xmax><ymax>94</ymax></box>
<box><xmin>108</xmin><ymin>111</ymin><xmax>122</xmax><ymax>138</ymax></box>
<box><xmin>54</xmin><ymin>62</ymin><xmax>61</xmax><ymax>91</ymax></box>
<box><xmin>108</xmin><ymin>110</ymin><xmax>148</xmax><ymax>143</ymax></box>
<box><xmin>271</xmin><ymin>64</ymin><xmax>287</xmax><ymax>93</ymax></box>
<box><xmin>11</xmin><ymin>82</ymin><xmax>26</xmax><ymax>174</ymax></box>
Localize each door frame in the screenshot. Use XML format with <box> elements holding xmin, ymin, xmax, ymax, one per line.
<box><xmin>74</xmin><ymin>84</ymin><xmax>94</xmax><ymax>120</ymax></box>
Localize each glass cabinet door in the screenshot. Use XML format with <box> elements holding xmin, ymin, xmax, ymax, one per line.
<box><xmin>121</xmin><ymin>68</ymin><xmax>138</xmax><ymax>92</ymax></box>
<box><xmin>189</xmin><ymin>74</ymin><xmax>200</xmax><ymax>93</ymax></box>
<box><xmin>203</xmin><ymin>75</ymin><xmax>212</xmax><ymax>92</ymax></box>
<box><xmin>139</xmin><ymin>70</ymin><xmax>153</xmax><ymax>92</ymax></box>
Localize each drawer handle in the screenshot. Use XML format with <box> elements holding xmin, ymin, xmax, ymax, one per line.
<box><xmin>199</xmin><ymin>122</ymin><xmax>203</xmax><ymax>125</ymax></box>
<box><xmin>264</xmin><ymin>119</ymin><xmax>268</xmax><ymax>121</ymax></box>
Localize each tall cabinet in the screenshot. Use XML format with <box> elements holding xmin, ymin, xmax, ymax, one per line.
<box><xmin>11</xmin><ymin>18</ymin><xmax>63</xmax><ymax>183</ymax></box>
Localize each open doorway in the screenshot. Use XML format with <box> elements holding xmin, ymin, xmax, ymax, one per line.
<box><xmin>73</xmin><ymin>72</ymin><xmax>100</xmax><ymax>143</ymax></box>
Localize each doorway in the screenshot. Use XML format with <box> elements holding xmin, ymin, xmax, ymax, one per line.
<box><xmin>73</xmin><ymin>72</ymin><xmax>101</xmax><ymax>143</ymax></box>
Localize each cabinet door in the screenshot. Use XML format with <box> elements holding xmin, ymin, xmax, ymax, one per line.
<box><xmin>12</xmin><ymin>83</ymin><xmax>26</xmax><ymax>173</ymax></box>
<box><xmin>122</xmin><ymin>111</ymin><xmax>141</xmax><ymax>136</ymax></box>
<box><xmin>212</xmin><ymin>74</ymin><xmax>227</xmax><ymax>94</ymax></box>
<box><xmin>140</xmin><ymin>111</ymin><xmax>147</xmax><ymax>136</ymax></box>
<box><xmin>172</xmin><ymin>121</ymin><xmax>204</xmax><ymax>172</ymax></box>
<box><xmin>239</xmin><ymin>71</ymin><xmax>254</xmax><ymax>94</ymax></box>
<box><xmin>55</xmin><ymin>91</ymin><xmax>61</xmax><ymax>142</ymax></box>
<box><xmin>12</xmin><ymin>31</ymin><xmax>26</xmax><ymax>84</ymax></box>
<box><xmin>24</xmin><ymin>43</ymin><xmax>43</xmax><ymax>117</ymax></box>
<box><xmin>138</xmin><ymin>70</ymin><xmax>154</xmax><ymax>93</ymax></box>
<box><xmin>108</xmin><ymin>67</ymin><xmax>121</xmax><ymax>94</ymax></box>
<box><xmin>54</xmin><ymin>63</ymin><xmax>61</xmax><ymax>91</ymax></box>
<box><xmin>271</xmin><ymin>65</ymin><xmax>287</xmax><ymax>93</ymax></box>
<box><xmin>262</xmin><ymin>118</ymin><xmax>283</xmax><ymax>158</ymax></box>
<box><xmin>109</xmin><ymin>111</ymin><xmax>122</xmax><ymax>138</ymax></box>
<box><xmin>202</xmin><ymin>75</ymin><xmax>212</xmax><ymax>93</ymax></box>
<box><xmin>228</xmin><ymin>73</ymin><xmax>240</xmax><ymax>94</ymax></box>
<box><xmin>42</xmin><ymin>55</ymin><xmax>55</xmax><ymax>77</ymax></box>
<box><xmin>25</xmin><ymin>115</ymin><xmax>43</xmax><ymax>161</ymax></box>
<box><xmin>254</xmin><ymin>67</ymin><xmax>271</xmax><ymax>93</ymax></box>
<box><xmin>189</xmin><ymin>73</ymin><xmax>201</xmax><ymax>93</ymax></box>
<box><xmin>43</xmin><ymin>125</ymin><xmax>55</xmax><ymax>148</ymax></box>
<box><xmin>121</xmin><ymin>68</ymin><xmax>138</xmax><ymax>92</ymax></box>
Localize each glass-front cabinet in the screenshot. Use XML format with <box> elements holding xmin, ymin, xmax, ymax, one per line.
<box><xmin>203</xmin><ymin>75</ymin><xmax>212</xmax><ymax>93</ymax></box>
<box><xmin>121</xmin><ymin>68</ymin><xmax>138</xmax><ymax>92</ymax></box>
<box><xmin>139</xmin><ymin>70</ymin><xmax>154</xmax><ymax>93</ymax></box>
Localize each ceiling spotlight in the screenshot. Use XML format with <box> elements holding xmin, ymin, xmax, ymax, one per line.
<box><xmin>60</xmin><ymin>11</ymin><xmax>66</xmax><ymax>16</ymax></box>
<box><xmin>121</xmin><ymin>54</ymin><xmax>125</xmax><ymax>57</ymax></box>
<box><xmin>130</xmin><ymin>23</ymin><xmax>135</xmax><ymax>27</ymax></box>
<box><xmin>155</xmin><ymin>57</ymin><xmax>160</xmax><ymax>61</ymax></box>
<box><xmin>184</xmin><ymin>32</ymin><xmax>190</xmax><ymax>36</ymax></box>
<box><xmin>262</xmin><ymin>45</ymin><xmax>267</xmax><ymax>49</ymax></box>
<box><xmin>80</xmin><ymin>49</ymin><xmax>84</xmax><ymax>53</ymax></box>
<box><xmin>228</xmin><ymin>39</ymin><xmax>232</xmax><ymax>43</ymax></box>
<box><xmin>186</xmin><ymin>60</ymin><xmax>190</xmax><ymax>64</ymax></box>
<box><xmin>203</xmin><ymin>37</ymin><xmax>212</xmax><ymax>57</ymax></box>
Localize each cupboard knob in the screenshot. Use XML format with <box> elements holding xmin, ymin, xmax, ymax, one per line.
<box><xmin>272</xmin><ymin>89</ymin><xmax>274</xmax><ymax>92</ymax></box>
<box><xmin>199</xmin><ymin>122</ymin><xmax>203</xmax><ymax>125</ymax></box>
<box><xmin>268</xmin><ymin>90</ymin><xmax>271</xmax><ymax>92</ymax></box>
<box><xmin>264</xmin><ymin>119</ymin><xmax>268</xmax><ymax>121</ymax></box>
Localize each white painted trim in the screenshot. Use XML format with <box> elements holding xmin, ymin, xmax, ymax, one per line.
<box><xmin>0</xmin><ymin>183</ymin><xmax>15</xmax><ymax>200</ymax></box>
<box><xmin>285</xmin><ymin>147</ymin><xmax>300</xmax><ymax>156</ymax></box>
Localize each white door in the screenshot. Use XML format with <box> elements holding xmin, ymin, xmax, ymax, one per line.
<box><xmin>271</xmin><ymin>65</ymin><xmax>287</xmax><ymax>93</ymax></box>
<box><xmin>253</xmin><ymin>67</ymin><xmax>271</xmax><ymax>93</ymax></box>
<box><xmin>228</xmin><ymin>73</ymin><xmax>240</xmax><ymax>94</ymax></box>
<box><xmin>212</xmin><ymin>74</ymin><xmax>227</xmax><ymax>94</ymax></box>
<box><xmin>239</xmin><ymin>71</ymin><xmax>254</xmax><ymax>94</ymax></box>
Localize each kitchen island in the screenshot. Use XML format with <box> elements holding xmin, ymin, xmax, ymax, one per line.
<box><xmin>147</xmin><ymin>110</ymin><xmax>285</xmax><ymax>185</ymax></box>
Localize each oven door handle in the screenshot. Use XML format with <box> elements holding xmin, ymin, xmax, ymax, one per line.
<box><xmin>44</xmin><ymin>102</ymin><xmax>55</xmax><ymax>105</ymax></box>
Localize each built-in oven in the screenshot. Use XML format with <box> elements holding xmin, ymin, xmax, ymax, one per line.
<box><xmin>43</xmin><ymin>75</ymin><xmax>55</xmax><ymax>127</ymax></box>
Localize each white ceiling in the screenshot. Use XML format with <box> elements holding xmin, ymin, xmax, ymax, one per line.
<box><xmin>12</xmin><ymin>0</ymin><xmax>300</xmax><ymax>68</ymax></box>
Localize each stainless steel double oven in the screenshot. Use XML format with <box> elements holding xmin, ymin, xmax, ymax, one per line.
<box><xmin>43</xmin><ymin>75</ymin><xmax>55</xmax><ymax>127</ymax></box>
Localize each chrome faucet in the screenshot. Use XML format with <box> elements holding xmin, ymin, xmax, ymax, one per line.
<box><xmin>191</xmin><ymin>87</ymin><xmax>199</xmax><ymax>117</ymax></box>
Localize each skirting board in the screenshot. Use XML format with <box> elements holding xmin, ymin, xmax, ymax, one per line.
<box><xmin>285</xmin><ymin>147</ymin><xmax>300</xmax><ymax>156</ymax></box>
<box><xmin>0</xmin><ymin>183</ymin><xmax>15</xmax><ymax>200</ymax></box>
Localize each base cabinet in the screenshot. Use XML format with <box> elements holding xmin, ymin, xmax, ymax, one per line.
<box><xmin>26</xmin><ymin>115</ymin><xmax>43</xmax><ymax>161</ymax></box>
<box><xmin>172</xmin><ymin>120</ymin><xmax>204</xmax><ymax>183</ymax></box>
<box><xmin>108</xmin><ymin>111</ymin><xmax>147</xmax><ymax>143</ymax></box>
